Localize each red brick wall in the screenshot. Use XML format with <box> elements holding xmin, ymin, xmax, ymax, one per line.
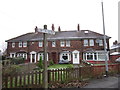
<box><xmin>7</xmin><ymin>39</ymin><xmax>110</xmax><ymax>63</ymax></box>
<box><xmin>92</xmin><ymin>64</ymin><xmax>120</xmax><ymax>77</ymax></box>
<box><xmin>110</xmin><ymin>55</ymin><xmax>120</xmax><ymax>63</ymax></box>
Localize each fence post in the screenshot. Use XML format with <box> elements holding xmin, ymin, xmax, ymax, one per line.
<box><xmin>48</xmin><ymin>70</ymin><xmax>50</xmax><ymax>83</ymax></box>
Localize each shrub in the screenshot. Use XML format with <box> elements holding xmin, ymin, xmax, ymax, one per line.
<box><xmin>11</xmin><ymin>57</ymin><xmax>25</xmax><ymax>64</ymax></box>
<box><xmin>49</xmin><ymin>60</ymin><xmax>54</xmax><ymax>66</ymax></box>
<box><xmin>2</xmin><ymin>65</ymin><xmax>22</xmax><ymax>75</ymax></box>
<box><xmin>37</xmin><ymin>56</ymin><xmax>43</xmax><ymax>69</ymax></box>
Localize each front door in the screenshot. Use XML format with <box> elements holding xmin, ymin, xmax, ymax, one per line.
<box><xmin>32</xmin><ymin>54</ymin><xmax>35</xmax><ymax>62</ymax></box>
<box><xmin>52</xmin><ymin>52</ymin><xmax>57</xmax><ymax>64</ymax></box>
<box><xmin>72</xmin><ymin>50</ymin><xmax>80</xmax><ymax>64</ymax></box>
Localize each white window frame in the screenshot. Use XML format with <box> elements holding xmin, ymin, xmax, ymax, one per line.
<box><xmin>39</xmin><ymin>41</ymin><xmax>43</xmax><ymax>47</ymax></box>
<box><xmin>99</xmin><ymin>40</ymin><xmax>103</xmax><ymax>46</ymax></box>
<box><xmin>10</xmin><ymin>53</ymin><xmax>16</xmax><ymax>58</ymax></box>
<box><xmin>23</xmin><ymin>42</ymin><xmax>27</xmax><ymax>47</ymax></box>
<box><xmin>83</xmin><ymin>51</ymin><xmax>109</xmax><ymax>61</ymax></box>
<box><xmin>89</xmin><ymin>39</ymin><xmax>94</xmax><ymax>46</ymax></box>
<box><xmin>52</xmin><ymin>41</ymin><xmax>56</xmax><ymax>47</ymax></box>
<box><xmin>74</xmin><ymin>53</ymin><xmax>78</xmax><ymax>59</ymax></box>
<box><xmin>66</xmin><ymin>40</ymin><xmax>70</xmax><ymax>47</ymax></box>
<box><xmin>19</xmin><ymin>42</ymin><xmax>22</xmax><ymax>47</ymax></box>
<box><xmin>60</xmin><ymin>41</ymin><xmax>65</xmax><ymax>47</ymax></box>
<box><xmin>84</xmin><ymin>39</ymin><xmax>88</xmax><ymax>46</ymax></box>
<box><xmin>38</xmin><ymin>53</ymin><xmax>48</xmax><ymax>61</ymax></box>
<box><xmin>12</xmin><ymin>42</ymin><xmax>15</xmax><ymax>48</ymax></box>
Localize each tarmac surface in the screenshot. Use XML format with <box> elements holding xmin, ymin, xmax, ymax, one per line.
<box><xmin>83</xmin><ymin>75</ymin><xmax>120</xmax><ymax>88</ymax></box>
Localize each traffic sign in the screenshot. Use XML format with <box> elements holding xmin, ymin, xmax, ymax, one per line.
<box><xmin>37</xmin><ymin>28</ymin><xmax>55</xmax><ymax>35</ymax></box>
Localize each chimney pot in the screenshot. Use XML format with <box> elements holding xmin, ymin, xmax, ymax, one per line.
<box><xmin>44</xmin><ymin>25</ymin><xmax>47</xmax><ymax>29</ymax></box>
<box><xmin>35</xmin><ymin>26</ymin><xmax>38</xmax><ymax>33</ymax></box>
<box><xmin>77</xmin><ymin>24</ymin><xmax>80</xmax><ymax>31</ymax></box>
<box><xmin>52</xmin><ymin>24</ymin><xmax>55</xmax><ymax>31</ymax></box>
<box><xmin>58</xmin><ymin>26</ymin><xmax>61</xmax><ymax>32</ymax></box>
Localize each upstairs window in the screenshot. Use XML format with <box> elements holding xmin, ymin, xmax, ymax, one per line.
<box><xmin>60</xmin><ymin>41</ymin><xmax>65</xmax><ymax>47</ymax></box>
<box><xmin>52</xmin><ymin>41</ymin><xmax>56</xmax><ymax>47</ymax></box>
<box><xmin>99</xmin><ymin>40</ymin><xmax>103</xmax><ymax>46</ymax></box>
<box><xmin>19</xmin><ymin>42</ymin><xmax>22</xmax><ymax>47</ymax></box>
<box><xmin>39</xmin><ymin>41</ymin><xmax>43</xmax><ymax>47</ymax></box>
<box><xmin>23</xmin><ymin>42</ymin><xmax>27</xmax><ymax>47</ymax></box>
<box><xmin>12</xmin><ymin>43</ymin><xmax>15</xmax><ymax>48</ymax></box>
<box><xmin>84</xmin><ymin>39</ymin><xmax>88</xmax><ymax>46</ymax></box>
<box><xmin>66</xmin><ymin>40</ymin><xmax>70</xmax><ymax>47</ymax></box>
<box><xmin>89</xmin><ymin>39</ymin><xmax>94</xmax><ymax>46</ymax></box>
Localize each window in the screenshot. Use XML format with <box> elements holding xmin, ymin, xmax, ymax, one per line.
<box><xmin>66</xmin><ymin>40</ymin><xmax>70</xmax><ymax>47</ymax></box>
<box><xmin>99</xmin><ymin>40</ymin><xmax>103</xmax><ymax>46</ymax></box>
<box><xmin>39</xmin><ymin>41</ymin><xmax>43</xmax><ymax>47</ymax></box>
<box><xmin>52</xmin><ymin>41</ymin><xmax>56</xmax><ymax>47</ymax></box>
<box><xmin>98</xmin><ymin>52</ymin><xmax>105</xmax><ymax>60</ymax></box>
<box><xmin>12</xmin><ymin>43</ymin><xmax>15</xmax><ymax>48</ymax></box>
<box><xmin>60</xmin><ymin>41</ymin><xmax>65</xmax><ymax>47</ymax></box>
<box><xmin>84</xmin><ymin>39</ymin><xmax>88</xmax><ymax>46</ymax></box>
<box><xmin>74</xmin><ymin>53</ymin><xmax>77</xmax><ymax>58</ymax></box>
<box><xmin>87</xmin><ymin>53</ymin><xmax>93</xmax><ymax>60</ymax></box>
<box><xmin>94</xmin><ymin>53</ymin><xmax>97</xmax><ymax>60</ymax></box>
<box><xmin>89</xmin><ymin>39</ymin><xmax>94</xmax><ymax>46</ymax></box>
<box><xmin>19</xmin><ymin>42</ymin><xmax>22</xmax><ymax>47</ymax></box>
<box><xmin>10</xmin><ymin>53</ymin><xmax>16</xmax><ymax>58</ymax></box>
<box><xmin>23</xmin><ymin>42</ymin><xmax>27</xmax><ymax>47</ymax></box>
<box><xmin>83</xmin><ymin>52</ymin><xmax>109</xmax><ymax>61</ymax></box>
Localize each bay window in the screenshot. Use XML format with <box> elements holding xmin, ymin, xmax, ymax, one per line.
<box><xmin>83</xmin><ymin>51</ymin><xmax>108</xmax><ymax>61</ymax></box>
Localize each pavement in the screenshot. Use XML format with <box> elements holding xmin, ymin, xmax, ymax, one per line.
<box><xmin>83</xmin><ymin>75</ymin><xmax>120</xmax><ymax>88</ymax></box>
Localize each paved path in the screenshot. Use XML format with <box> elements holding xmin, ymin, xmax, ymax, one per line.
<box><xmin>83</xmin><ymin>75</ymin><xmax>120</xmax><ymax>88</ymax></box>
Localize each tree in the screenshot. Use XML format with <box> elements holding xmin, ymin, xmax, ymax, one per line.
<box><xmin>37</xmin><ymin>56</ymin><xmax>43</xmax><ymax>69</ymax></box>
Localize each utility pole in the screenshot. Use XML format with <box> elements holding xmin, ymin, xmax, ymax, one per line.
<box><xmin>101</xmin><ymin>1</ymin><xmax>109</xmax><ymax>77</ymax></box>
<box><xmin>43</xmin><ymin>25</ymin><xmax>48</xmax><ymax>88</ymax></box>
<box><xmin>37</xmin><ymin>25</ymin><xmax>55</xmax><ymax>88</ymax></box>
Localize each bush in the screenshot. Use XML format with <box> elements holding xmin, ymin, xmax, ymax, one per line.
<box><xmin>2</xmin><ymin>65</ymin><xmax>22</xmax><ymax>75</ymax></box>
<box><xmin>49</xmin><ymin>60</ymin><xmax>54</xmax><ymax>66</ymax></box>
<box><xmin>37</xmin><ymin>56</ymin><xmax>43</xmax><ymax>69</ymax></box>
<box><xmin>11</xmin><ymin>57</ymin><xmax>25</xmax><ymax>64</ymax></box>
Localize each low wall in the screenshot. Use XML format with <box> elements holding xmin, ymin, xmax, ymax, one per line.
<box><xmin>92</xmin><ymin>64</ymin><xmax>120</xmax><ymax>77</ymax></box>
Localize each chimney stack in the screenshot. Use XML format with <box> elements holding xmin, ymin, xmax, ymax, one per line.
<box><xmin>35</xmin><ymin>26</ymin><xmax>38</xmax><ymax>33</ymax></box>
<box><xmin>113</xmin><ymin>40</ymin><xmax>118</xmax><ymax>45</ymax></box>
<box><xmin>52</xmin><ymin>24</ymin><xmax>55</xmax><ymax>31</ymax></box>
<box><xmin>77</xmin><ymin>24</ymin><xmax>80</xmax><ymax>31</ymax></box>
<box><xmin>58</xmin><ymin>26</ymin><xmax>61</xmax><ymax>32</ymax></box>
<box><xmin>44</xmin><ymin>24</ymin><xmax>47</xmax><ymax>29</ymax></box>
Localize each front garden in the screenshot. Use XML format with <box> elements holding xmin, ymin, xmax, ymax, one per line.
<box><xmin>2</xmin><ymin>57</ymin><xmax>120</xmax><ymax>88</ymax></box>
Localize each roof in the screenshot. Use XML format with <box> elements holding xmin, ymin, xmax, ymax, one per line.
<box><xmin>115</xmin><ymin>57</ymin><xmax>120</xmax><ymax>62</ymax></box>
<box><xmin>110</xmin><ymin>43</ymin><xmax>120</xmax><ymax>49</ymax></box>
<box><xmin>110</xmin><ymin>52</ymin><xmax>120</xmax><ymax>55</ymax></box>
<box><xmin>6</xmin><ymin>30</ymin><xmax>111</xmax><ymax>42</ymax></box>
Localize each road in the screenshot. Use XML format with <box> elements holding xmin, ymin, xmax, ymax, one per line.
<box><xmin>83</xmin><ymin>75</ymin><xmax>120</xmax><ymax>88</ymax></box>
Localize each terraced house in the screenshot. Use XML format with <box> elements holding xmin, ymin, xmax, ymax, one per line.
<box><xmin>6</xmin><ymin>24</ymin><xmax>111</xmax><ymax>64</ymax></box>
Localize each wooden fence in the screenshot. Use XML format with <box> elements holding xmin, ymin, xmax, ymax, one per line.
<box><xmin>2</xmin><ymin>64</ymin><xmax>120</xmax><ymax>88</ymax></box>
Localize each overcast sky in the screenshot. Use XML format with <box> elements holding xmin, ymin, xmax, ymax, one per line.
<box><xmin>0</xmin><ymin>0</ymin><xmax>119</xmax><ymax>52</ymax></box>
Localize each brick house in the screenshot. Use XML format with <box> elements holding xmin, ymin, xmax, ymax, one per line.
<box><xmin>6</xmin><ymin>24</ymin><xmax>111</xmax><ymax>64</ymax></box>
<box><xmin>110</xmin><ymin>40</ymin><xmax>120</xmax><ymax>62</ymax></box>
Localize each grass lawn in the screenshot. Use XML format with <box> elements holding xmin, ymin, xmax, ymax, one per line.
<box><xmin>48</xmin><ymin>64</ymin><xmax>73</xmax><ymax>69</ymax></box>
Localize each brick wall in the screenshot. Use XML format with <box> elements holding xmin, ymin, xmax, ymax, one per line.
<box><xmin>7</xmin><ymin>39</ymin><xmax>110</xmax><ymax>63</ymax></box>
